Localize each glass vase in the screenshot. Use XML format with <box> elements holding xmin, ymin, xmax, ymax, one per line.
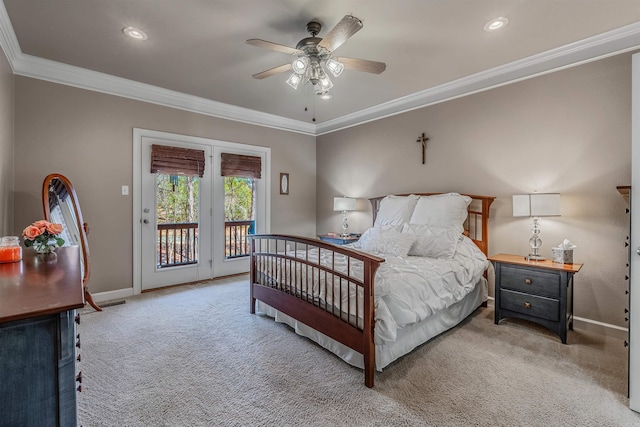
<box><xmin>33</xmin><ymin>240</ymin><xmax>58</xmax><ymax>254</ymax></box>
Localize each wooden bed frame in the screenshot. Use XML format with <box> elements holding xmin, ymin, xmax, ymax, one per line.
<box><xmin>250</xmin><ymin>193</ymin><xmax>495</xmax><ymax>387</ymax></box>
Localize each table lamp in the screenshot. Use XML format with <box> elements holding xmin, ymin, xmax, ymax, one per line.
<box><xmin>513</xmin><ymin>193</ymin><xmax>560</xmax><ymax>261</ymax></box>
<box><xmin>334</xmin><ymin>197</ymin><xmax>357</xmax><ymax>237</ymax></box>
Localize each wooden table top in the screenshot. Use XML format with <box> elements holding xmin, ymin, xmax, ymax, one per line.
<box><xmin>0</xmin><ymin>246</ymin><xmax>84</xmax><ymax>324</ymax></box>
<box><xmin>488</xmin><ymin>253</ymin><xmax>583</xmax><ymax>273</ymax></box>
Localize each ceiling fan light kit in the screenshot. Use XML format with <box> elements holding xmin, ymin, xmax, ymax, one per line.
<box><xmin>292</xmin><ymin>56</ymin><xmax>310</xmax><ymax>74</ymax></box>
<box><xmin>247</xmin><ymin>15</ymin><xmax>386</xmax><ymax>99</ymax></box>
<box><xmin>286</xmin><ymin>73</ymin><xmax>303</xmax><ymax>90</ymax></box>
<box><xmin>325</xmin><ymin>58</ymin><xmax>344</xmax><ymax>77</ymax></box>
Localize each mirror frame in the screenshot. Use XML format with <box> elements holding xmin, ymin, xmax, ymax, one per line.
<box><xmin>42</xmin><ymin>173</ymin><xmax>101</xmax><ymax>311</ymax></box>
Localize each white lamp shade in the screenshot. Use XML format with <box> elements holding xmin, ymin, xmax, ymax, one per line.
<box><xmin>512</xmin><ymin>194</ymin><xmax>531</xmax><ymax>217</ymax></box>
<box><xmin>513</xmin><ymin>193</ymin><xmax>560</xmax><ymax>217</ymax></box>
<box><xmin>531</xmin><ymin>193</ymin><xmax>560</xmax><ymax>216</ymax></box>
<box><xmin>334</xmin><ymin>197</ymin><xmax>357</xmax><ymax>211</ymax></box>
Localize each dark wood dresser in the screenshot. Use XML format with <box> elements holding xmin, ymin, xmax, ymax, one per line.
<box><xmin>490</xmin><ymin>253</ymin><xmax>583</xmax><ymax>344</ymax></box>
<box><xmin>0</xmin><ymin>246</ymin><xmax>84</xmax><ymax>427</ymax></box>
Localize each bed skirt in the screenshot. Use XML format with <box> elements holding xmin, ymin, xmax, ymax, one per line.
<box><xmin>256</xmin><ymin>277</ymin><xmax>488</xmax><ymax>371</ymax></box>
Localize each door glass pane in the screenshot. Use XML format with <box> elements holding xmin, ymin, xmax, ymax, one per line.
<box><xmin>224</xmin><ymin>177</ymin><xmax>255</xmax><ymax>259</ymax></box>
<box><xmin>156</xmin><ymin>174</ymin><xmax>199</xmax><ymax>268</ymax></box>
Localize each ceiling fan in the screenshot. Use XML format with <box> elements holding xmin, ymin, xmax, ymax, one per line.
<box><xmin>247</xmin><ymin>15</ymin><xmax>386</xmax><ymax>99</ymax></box>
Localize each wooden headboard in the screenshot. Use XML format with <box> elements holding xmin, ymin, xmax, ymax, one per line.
<box><xmin>369</xmin><ymin>193</ymin><xmax>495</xmax><ymax>256</ymax></box>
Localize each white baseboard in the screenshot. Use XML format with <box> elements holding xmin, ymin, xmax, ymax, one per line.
<box><xmin>92</xmin><ymin>288</ymin><xmax>134</xmax><ymax>304</ymax></box>
<box><xmin>486</xmin><ymin>297</ymin><xmax>628</xmax><ymax>339</ymax></box>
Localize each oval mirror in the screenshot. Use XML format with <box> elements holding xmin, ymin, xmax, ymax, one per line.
<box><xmin>42</xmin><ymin>173</ymin><xmax>102</xmax><ymax>311</ymax></box>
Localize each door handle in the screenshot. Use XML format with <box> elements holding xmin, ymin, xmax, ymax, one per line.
<box><xmin>143</xmin><ymin>219</ymin><xmax>149</xmax><ymax>224</ymax></box>
<box><xmin>637</xmin><ymin>247</ymin><xmax>640</xmax><ymax>256</ymax></box>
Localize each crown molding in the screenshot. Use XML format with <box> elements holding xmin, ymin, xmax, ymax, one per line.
<box><xmin>0</xmin><ymin>2</ymin><xmax>315</xmax><ymax>136</ymax></box>
<box><xmin>0</xmin><ymin>0</ymin><xmax>639</xmax><ymax>137</ymax></box>
<box><xmin>0</xmin><ymin>1</ymin><xmax>19</xmax><ymax>72</ymax></box>
<box><xmin>12</xmin><ymin>53</ymin><xmax>316</xmax><ymax>135</ymax></box>
<box><xmin>316</xmin><ymin>21</ymin><xmax>640</xmax><ymax>135</ymax></box>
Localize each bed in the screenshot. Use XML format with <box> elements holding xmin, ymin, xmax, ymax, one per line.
<box><xmin>250</xmin><ymin>192</ymin><xmax>495</xmax><ymax>387</ymax></box>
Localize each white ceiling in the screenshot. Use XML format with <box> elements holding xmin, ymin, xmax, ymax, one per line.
<box><xmin>1</xmin><ymin>0</ymin><xmax>640</xmax><ymax>135</ymax></box>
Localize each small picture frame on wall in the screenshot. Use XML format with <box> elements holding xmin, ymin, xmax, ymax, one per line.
<box><xmin>280</xmin><ymin>173</ymin><xmax>289</xmax><ymax>195</ymax></box>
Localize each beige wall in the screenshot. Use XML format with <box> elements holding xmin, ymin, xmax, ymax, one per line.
<box><xmin>13</xmin><ymin>77</ymin><xmax>316</xmax><ymax>294</ymax></box>
<box><xmin>0</xmin><ymin>46</ymin><xmax>12</xmax><ymax>235</ymax></box>
<box><xmin>317</xmin><ymin>52</ymin><xmax>632</xmax><ymax>328</ymax></box>
<box><xmin>8</xmin><ymin>52</ymin><xmax>633</xmax><ymax>327</ymax></box>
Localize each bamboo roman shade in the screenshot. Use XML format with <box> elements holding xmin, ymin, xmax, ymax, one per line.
<box><xmin>151</xmin><ymin>144</ymin><xmax>206</xmax><ymax>178</ymax></box>
<box><xmin>220</xmin><ymin>153</ymin><xmax>262</xmax><ymax>179</ymax></box>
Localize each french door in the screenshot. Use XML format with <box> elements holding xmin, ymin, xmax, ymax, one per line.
<box><xmin>139</xmin><ymin>137</ymin><xmax>213</xmax><ymax>290</ymax></box>
<box><xmin>133</xmin><ymin>129</ymin><xmax>270</xmax><ymax>294</ymax></box>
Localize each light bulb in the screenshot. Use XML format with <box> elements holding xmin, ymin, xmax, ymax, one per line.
<box><xmin>292</xmin><ymin>56</ymin><xmax>309</xmax><ymax>74</ymax></box>
<box><xmin>123</xmin><ymin>27</ymin><xmax>148</xmax><ymax>40</ymax></box>
<box><xmin>484</xmin><ymin>17</ymin><xmax>509</xmax><ymax>31</ymax></box>
<box><xmin>325</xmin><ymin>58</ymin><xmax>344</xmax><ymax>77</ymax></box>
<box><xmin>286</xmin><ymin>73</ymin><xmax>302</xmax><ymax>89</ymax></box>
<box><xmin>319</xmin><ymin>74</ymin><xmax>333</xmax><ymax>92</ymax></box>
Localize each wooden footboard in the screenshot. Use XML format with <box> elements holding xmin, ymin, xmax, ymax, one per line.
<box><xmin>249</xmin><ymin>235</ymin><xmax>385</xmax><ymax>387</ymax></box>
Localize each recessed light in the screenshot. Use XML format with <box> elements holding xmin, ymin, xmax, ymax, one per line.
<box><xmin>484</xmin><ymin>17</ymin><xmax>509</xmax><ymax>32</ymax></box>
<box><xmin>122</xmin><ymin>26</ymin><xmax>148</xmax><ymax>40</ymax></box>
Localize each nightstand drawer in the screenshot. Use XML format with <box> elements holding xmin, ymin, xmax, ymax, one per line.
<box><xmin>500</xmin><ymin>289</ymin><xmax>560</xmax><ymax>322</ymax></box>
<box><xmin>501</xmin><ymin>265</ymin><xmax>560</xmax><ymax>298</ymax></box>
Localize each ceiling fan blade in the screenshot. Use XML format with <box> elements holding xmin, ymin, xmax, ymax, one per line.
<box><xmin>246</xmin><ymin>39</ymin><xmax>303</xmax><ymax>55</ymax></box>
<box><xmin>338</xmin><ymin>57</ymin><xmax>386</xmax><ymax>74</ymax></box>
<box><xmin>252</xmin><ymin>63</ymin><xmax>293</xmax><ymax>79</ymax></box>
<box><xmin>317</xmin><ymin>15</ymin><xmax>363</xmax><ymax>52</ymax></box>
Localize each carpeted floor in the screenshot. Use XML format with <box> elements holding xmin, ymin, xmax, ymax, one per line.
<box><xmin>77</xmin><ymin>276</ymin><xmax>640</xmax><ymax>426</ymax></box>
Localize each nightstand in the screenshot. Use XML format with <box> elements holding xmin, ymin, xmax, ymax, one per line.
<box><xmin>317</xmin><ymin>234</ymin><xmax>360</xmax><ymax>245</ymax></box>
<box><xmin>490</xmin><ymin>253</ymin><xmax>583</xmax><ymax>344</ymax></box>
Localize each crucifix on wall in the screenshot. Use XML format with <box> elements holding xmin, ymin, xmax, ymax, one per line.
<box><xmin>416</xmin><ymin>133</ymin><xmax>430</xmax><ymax>164</ymax></box>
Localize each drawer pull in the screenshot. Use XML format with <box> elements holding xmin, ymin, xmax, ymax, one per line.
<box><xmin>76</xmin><ymin>371</ymin><xmax>82</xmax><ymax>383</ymax></box>
<box><xmin>77</xmin><ymin>385</ymin><xmax>82</xmax><ymax>393</ymax></box>
<box><xmin>524</xmin><ymin>278</ymin><xmax>532</xmax><ymax>285</ymax></box>
<box><xmin>77</xmin><ymin>354</ymin><xmax>81</xmax><ymax>362</ymax></box>
<box><xmin>75</xmin><ymin>313</ymin><xmax>80</xmax><ymax>324</ymax></box>
<box><xmin>625</xmin><ymin>340</ymin><xmax>629</xmax><ymax>348</ymax></box>
<box><xmin>524</xmin><ymin>302</ymin><xmax>531</xmax><ymax>309</ymax></box>
<box><xmin>76</xmin><ymin>339</ymin><xmax>81</xmax><ymax>349</ymax></box>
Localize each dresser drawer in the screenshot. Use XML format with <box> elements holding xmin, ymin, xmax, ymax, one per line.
<box><xmin>499</xmin><ymin>289</ymin><xmax>560</xmax><ymax>322</ymax></box>
<box><xmin>501</xmin><ymin>265</ymin><xmax>560</xmax><ymax>298</ymax></box>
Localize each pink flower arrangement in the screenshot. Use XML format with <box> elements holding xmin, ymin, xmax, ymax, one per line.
<box><xmin>22</xmin><ymin>220</ymin><xmax>65</xmax><ymax>253</ymax></box>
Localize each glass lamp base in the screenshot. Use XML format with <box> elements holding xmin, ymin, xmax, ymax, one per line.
<box><xmin>526</xmin><ymin>254</ymin><xmax>546</xmax><ymax>261</ymax></box>
<box><xmin>341</xmin><ymin>211</ymin><xmax>350</xmax><ymax>239</ymax></box>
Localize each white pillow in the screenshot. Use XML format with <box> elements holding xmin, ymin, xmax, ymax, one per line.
<box><xmin>359</xmin><ymin>226</ymin><xmax>416</xmax><ymax>257</ymax></box>
<box><xmin>374</xmin><ymin>195</ymin><xmax>419</xmax><ymax>227</ymax></box>
<box><xmin>409</xmin><ymin>193</ymin><xmax>471</xmax><ymax>233</ymax></box>
<box><xmin>402</xmin><ymin>223</ymin><xmax>462</xmax><ymax>259</ymax></box>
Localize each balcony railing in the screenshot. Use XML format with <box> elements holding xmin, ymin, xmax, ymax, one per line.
<box><xmin>157</xmin><ymin>220</ymin><xmax>254</xmax><ymax>268</ymax></box>
<box><xmin>225</xmin><ymin>220</ymin><xmax>254</xmax><ymax>259</ymax></box>
<box><xmin>157</xmin><ymin>222</ymin><xmax>198</xmax><ymax>268</ymax></box>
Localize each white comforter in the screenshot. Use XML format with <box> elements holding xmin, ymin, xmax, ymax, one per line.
<box><xmin>258</xmin><ymin>236</ymin><xmax>488</xmax><ymax>345</ymax></box>
<box><xmin>350</xmin><ymin>236</ymin><xmax>488</xmax><ymax>344</ymax></box>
